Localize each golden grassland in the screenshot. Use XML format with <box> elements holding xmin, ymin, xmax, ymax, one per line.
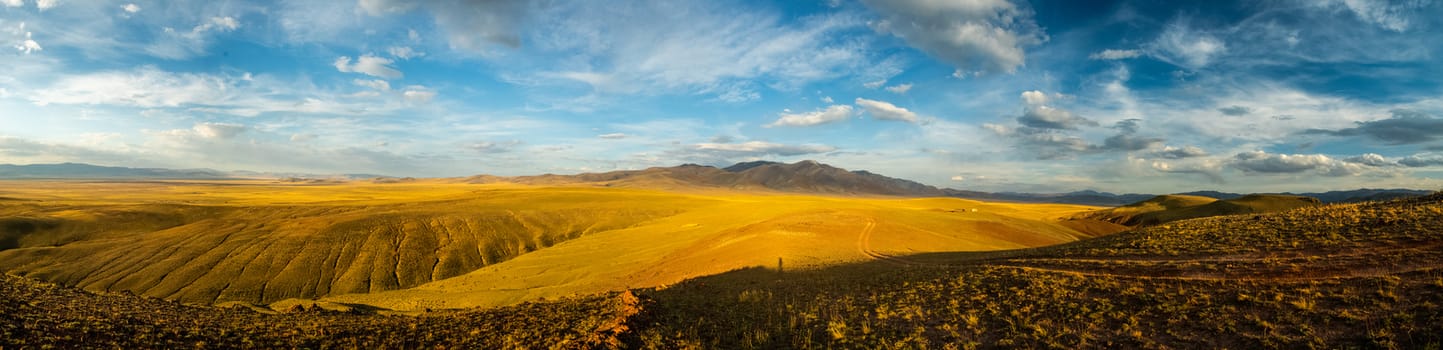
<box><xmin>1</xmin><ymin>189</ymin><xmax>1439</xmax><ymax>348</ymax></box>
<box><xmin>0</xmin><ymin>180</ymin><xmax>1112</xmax><ymax>310</ymax></box>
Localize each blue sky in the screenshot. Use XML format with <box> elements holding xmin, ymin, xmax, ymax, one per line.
<box><xmin>3</xmin><ymin>0</ymin><xmax>1443</xmax><ymax>193</ymax></box>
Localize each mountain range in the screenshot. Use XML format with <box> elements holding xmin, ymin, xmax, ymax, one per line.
<box><xmin>1</xmin><ymin>161</ymin><xmax>1432</xmax><ymax>205</ymax></box>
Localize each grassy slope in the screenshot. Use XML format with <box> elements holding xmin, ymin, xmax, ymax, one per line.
<box><xmin>0</xmin><ymin>181</ymin><xmax>699</xmax><ymax>304</ymax></box>
<box><xmin>325</xmin><ymin>195</ymin><xmax>1106</xmax><ymax>310</ymax></box>
<box><xmin>1080</xmin><ymin>194</ymin><xmax>1319</xmax><ymax>227</ymax></box>
<box><xmin>3</xmin><ymin>192</ymin><xmax>1439</xmax><ymax>348</ymax></box>
<box><xmin>626</xmin><ymin>193</ymin><xmax>1443</xmax><ymax>348</ymax></box>
<box><xmin>0</xmin><ymin>180</ymin><xmax>1108</xmax><ymax>309</ymax></box>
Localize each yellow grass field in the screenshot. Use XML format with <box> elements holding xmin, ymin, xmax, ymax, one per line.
<box><xmin>0</xmin><ymin>179</ymin><xmax>1120</xmax><ymax>311</ymax></box>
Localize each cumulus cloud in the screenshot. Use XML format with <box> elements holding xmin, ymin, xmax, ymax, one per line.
<box><xmin>854</xmin><ymin>98</ymin><xmax>919</xmax><ymax>123</ymax></box>
<box><xmin>34</xmin><ymin>0</ymin><xmax>56</xmax><ymax>10</ymax></box>
<box><xmin>334</xmin><ymin>55</ymin><xmax>403</xmax><ymax>79</ymax></box>
<box><xmin>1304</xmin><ymin>109</ymin><xmax>1443</xmax><ymax>145</ymax></box>
<box><xmin>597</xmin><ymin>133</ymin><xmax>627</xmax><ymax>139</ymax></box>
<box><xmin>1149</xmin><ymin>20</ymin><xmax>1226</xmax><ymax>69</ymax></box>
<box><xmin>860</xmin><ymin>0</ymin><xmax>1045</xmax><ymax>74</ymax></box>
<box><xmin>1151</xmin><ymin>159</ymin><xmax>1225</xmax><ymax>184</ymax></box>
<box><xmin>2</xmin><ymin>0</ymin><xmax>22</xmax><ymax>7</ymax></box>
<box><xmin>1089</xmin><ymin>49</ymin><xmax>1141</xmax><ymax>60</ymax></box>
<box><xmin>884</xmin><ymin>83</ymin><xmax>912</xmax><ymax>94</ymax></box>
<box><xmin>1154</xmin><ymin>145</ymin><xmax>1209</xmax><ymax>159</ymax></box>
<box><xmin>693</xmin><ymin>141</ymin><xmax>836</xmax><ymax>156</ymax></box>
<box><xmin>1230</xmin><ymin>151</ymin><xmax>1370</xmax><ymax>176</ymax></box>
<box><xmin>192</xmin><ymin>122</ymin><xmax>245</xmax><ymax>139</ymax></box>
<box><xmin>1014</xmin><ymin>90</ymin><xmax>1095</xmax><ymax>130</ymax></box>
<box><xmin>14</xmin><ymin>31</ymin><xmax>41</xmax><ymax>54</ymax></box>
<box><xmin>1343</xmin><ymin>153</ymin><xmax>1392</xmax><ymax>167</ymax></box>
<box><xmin>767</xmin><ymin>105</ymin><xmax>854</xmax><ymax>127</ymax></box>
<box><xmin>123</xmin><ymin>3</ymin><xmax>139</xmax><ymax>13</ymax></box>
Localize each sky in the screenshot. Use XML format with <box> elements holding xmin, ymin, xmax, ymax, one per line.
<box><xmin>3</xmin><ymin>0</ymin><xmax>1443</xmax><ymax>193</ymax></box>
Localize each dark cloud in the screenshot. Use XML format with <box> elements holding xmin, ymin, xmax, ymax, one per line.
<box><xmin>1399</xmin><ymin>153</ymin><xmax>1443</xmax><ymax>167</ymax></box>
<box><xmin>1100</xmin><ymin>134</ymin><xmax>1163</xmax><ymax>152</ymax></box>
<box><xmin>1304</xmin><ymin>109</ymin><xmax>1443</xmax><ymax>145</ymax></box>
<box><xmin>1112</xmin><ymin>118</ymin><xmax>1142</xmax><ymax>134</ymax></box>
<box><xmin>1154</xmin><ymin>145</ymin><xmax>1209</xmax><ymax>159</ymax></box>
<box><xmin>1218</xmin><ymin>105</ymin><xmax>1252</xmax><ymax>116</ymax></box>
<box><xmin>1017</xmin><ymin>105</ymin><xmax>1097</xmax><ymax>130</ymax></box>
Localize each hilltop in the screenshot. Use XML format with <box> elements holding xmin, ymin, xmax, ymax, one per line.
<box><xmin>1079</xmin><ymin>193</ymin><xmax>1321</xmax><ymax>227</ymax></box>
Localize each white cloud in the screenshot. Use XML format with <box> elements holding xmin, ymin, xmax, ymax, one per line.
<box><xmin>387</xmin><ymin>46</ymin><xmax>421</xmax><ymax>59</ymax></box>
<box><xmin>884</xmin><ymin>83</ymin><xmax>912</xmax><ymax>94</ymax></box>
<box><xmin>402</xmin><ymin>86</ymin><xmax>436</xmax><ymax>103</ymax></box>
<box><xmin>1230</xmin><ymin>151</ymin><xmax>1371</xmax><ymax>177</ymax></box>
<box><xmin>863</xmin><ymin>79</ymin><xmax>887</xmax><ymax>89</ymax></box>
<box><xmin>14</xmin><ymin>32</ymin><xmax>41</xmax><ymax>54</ymax></box>
<box><xmin>122</xmin><ymin>3</ymin><xmax>140</xmax><ymax>13</ymax></box>
<box><xmin>950</xmin><ymin>175</ymin><xmax>964</xmax><ymax>181</ymax></box>
<box><xmin>767</xmin><ymin>105</ymin><xmax>854</xmax><ymax>127</ymax></box>
<box><xmin>1327</xmin><ymin>0</ymin><xmax>1428</xmax><ymax>32</ymax></box>
<box><xmin>535</xmin><ymin>2</ymin><xmax>866</xmax><ymax>100</ymax></box>
<box><xmin>192</xmin><ymin>122</ymin><xmax>245</xmax><ymax>139</ymax></box>
<box><xmin>334</xmin><ymin>55</ymin><xmax>403</xmax><ymax>79</ymax></box>
<box><xmin>28</xmin><ymin>66</ymin><xmax>412</xmax><ymax>117</ymax></box>
<box><xmin>353</xmin><ymin>79</ymin><xmax>391</xmax><ymax>91</ymax></box>
<box><xmin>854</xmin><ymin>98</ymin><xmax>919</xmax><ymax>123</ymax></box>
<box><xmin>860</xmin><ymin>0</ymin><xmax>1046</xmax><ymax>74</ymax></box>
<box><xmin>358</xmin><ymin>0</ymin><xmax>418</xmax><ymax>16</ymax></box>
<box><xmin>194</xmin><ymin>16</ymin><xmax>240</xmax><ymax>34</ymax></box>
<box><xmin>820</xmin><ymin>96</ymin><xmax>834</xmax><ymax>103</ymax></box>
<box><xmin>1020</xmin><ymin>90</ymin><xmax>1050</xmax><ymax>105</ymax></box>
<box><xmin>34</xmin><ymin>0</ymin><xmax>55</xmax><ymax>10</ymax></box>
<box><xmin>693</xmin><ymin>141</ymin><xmax>836</xmax><ymax>156</ymax></box>
<box><xmin>2</xmin><ymin>0</ymin><xmax>22</xmax><ymax>8</ymax></box>
<box><xmin>31</xmin><ymin>67</ymin><xmax>230</xmax><ymax>108</ymax></box>
<box><xmin>598</xmin><ymin>133</ymin><xmax>627</xmax><ymax>139</ymax></box>
<box><xmin>1089</xmin><ymin>49</ymin><xmax>1141</xmax><ymax>60</ymax></box>
<box><xmin>1149</xmin><ymin>20</ymin><xmax>1226</xmax><ymax>69</ymax></box>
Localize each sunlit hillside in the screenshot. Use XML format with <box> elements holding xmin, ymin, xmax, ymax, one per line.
<box><xmin>0</xmin><ymin>179</ymin><xmax>1114</xmax><ymax>308</ymax></box>
<box><xmin>1079</xmin><ymin>193</ymin><xmax>1321</xmax><ymax>227</ymax></box>
<box><xmin>4</xmin><ymin>190</ymin><xmax>1439</xmax><ymax>348</ymax></box>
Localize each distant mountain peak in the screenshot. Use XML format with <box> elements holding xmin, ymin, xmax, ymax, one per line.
<box><xmin>722</xmin><ymin>161</ymin><xmax>782</xmax><ymax>173</ymax></box>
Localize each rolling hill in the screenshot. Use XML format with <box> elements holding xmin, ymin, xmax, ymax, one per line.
<box><xmin>1079</xmin><ymin>193</ymin><xmax>1322</xmax><ymax>227</ymax></box>
<box><xmin>0</xmin><ymin>178</ymin><xmax>1111</xmax><ymax>308</ymax></box>
<box><xmin>3</xmin><ymin>191</ymin><xmax>1438</xmax><ymax>348</ymax></box>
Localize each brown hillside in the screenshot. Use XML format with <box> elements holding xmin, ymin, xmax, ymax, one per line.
<box><xmin>466</xmin><ymin>160</ymin><xmax>947</xmax><ymax>196</ymax></box>
<box><xmin>1081</xmin><ymin>193</ymin><xmax>1319</xmax><ymax>226</ymax></box>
